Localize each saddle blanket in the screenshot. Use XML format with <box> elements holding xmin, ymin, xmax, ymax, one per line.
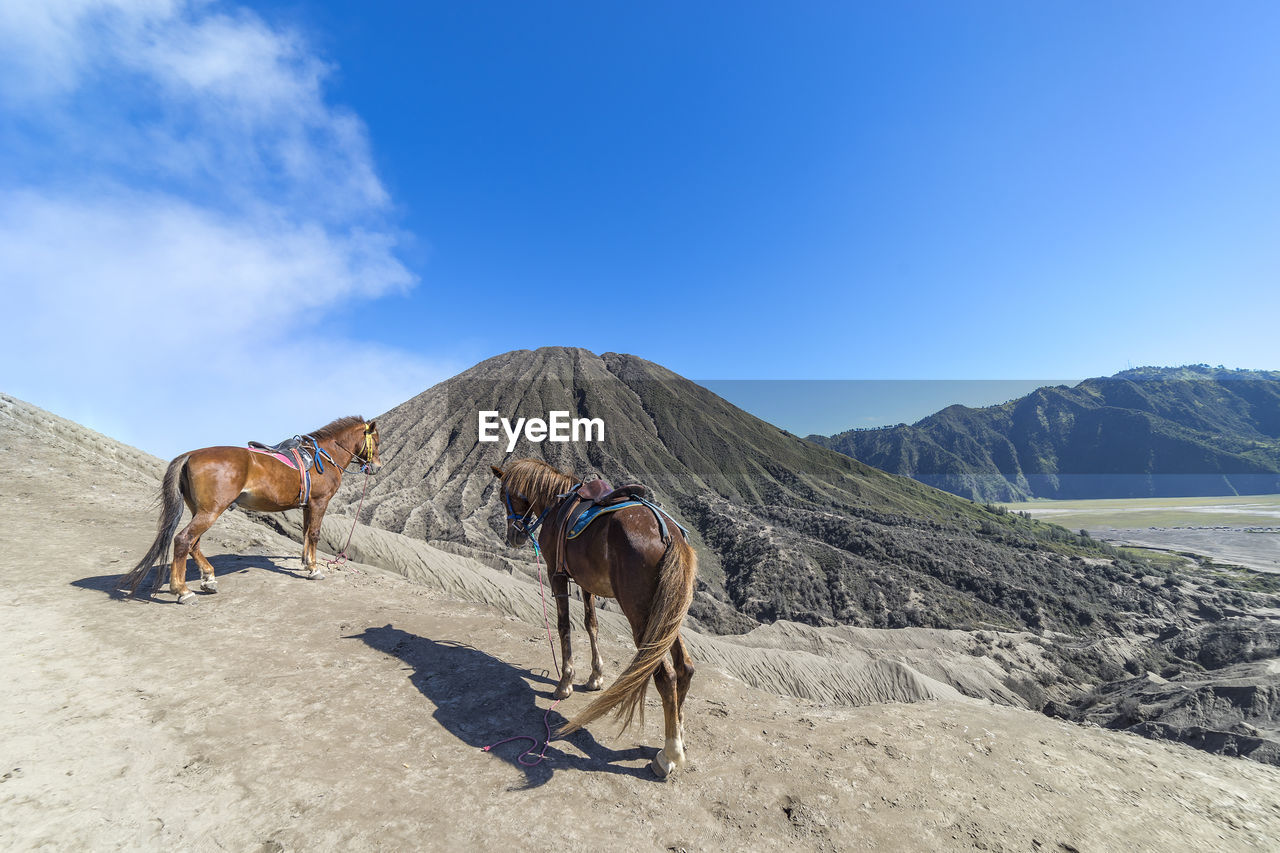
<box><xmin>566</xmin><ymin>500</ymin><xmax>644</xmax><ymax>539</ymax></box>
<box><xmin>247</xmin><ymin>446</ymin><xmax>303</xmax><ymax>469</ymax></box>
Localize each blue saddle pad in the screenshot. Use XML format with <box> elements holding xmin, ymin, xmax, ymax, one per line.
<box><xmin>566</xmin><ymin>501</ymin><xmax>643</xmax><ymax>539</ymax></box>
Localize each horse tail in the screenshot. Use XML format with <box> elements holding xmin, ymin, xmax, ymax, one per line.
<box><xmin>558</xmin><ymin>534</ymin><xmax>697</xmax><ymax>737</ymax></box>
<box><xmin>117</xmin><ymin>454</ymin><xmax>190</xmax><ymax>596</ymax></box>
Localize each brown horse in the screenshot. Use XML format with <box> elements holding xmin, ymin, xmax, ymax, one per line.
<box><xmin>118</xmin><ymin>417</ymin><xmax>381</xmax><ymax>603</ymax></box>
<box><xmin>491</xmin><ymin>458</ymin><xmax>698</xmax><ymax>778</ymax></box>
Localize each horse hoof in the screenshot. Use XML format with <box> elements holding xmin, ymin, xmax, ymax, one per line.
<box><xmin>552</xmin><ymin>685</ymin><xmax>573</xmax><ymax>700</ymax></box>
<box><xmin>201</xmin><ymin>579</ymin><xmax>218</xmax><ymax>593</ymax></box>
<box><xmin>650</xmin><ymin>750</ymin><xmax>675</xmax><ymax>779</ymax></box>
<box><xmin>178</xmin><ymin>591</ymin><xmax>198</xmax><ymax>605</ymax></box>
<box><xmin>585</xmin><ymin>675</ymin><xmax>605</xmax><ymax>691</ymax></box>
<box><xmin>307</xmin><ymin>569</ymin><xmax>326</xmax><ymax>581</ymax></box>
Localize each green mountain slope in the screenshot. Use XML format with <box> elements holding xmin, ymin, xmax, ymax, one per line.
<box><xmin>811</xmin><ymin>366</ymin><xmax>1280</xmax><ymax>501</ymax></box>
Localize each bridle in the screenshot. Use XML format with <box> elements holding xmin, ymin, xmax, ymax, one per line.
<box><xmin>319</xmin><ymin>423</ymin><xmax>378</xmax><ymax>572</ymax></box>
<box><xmin>336</xmin><ymin>423</ymin><xmax>380</xmax><ymax>474</ymax></box>
<box><xmin>504</xmin><ymin>490</ymin><xmax>551</xmax><ymax>544</ymax></box>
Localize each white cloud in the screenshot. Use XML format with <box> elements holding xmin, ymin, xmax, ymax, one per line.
<box><xmin>0</xmin><ymin>1</ymin><xmax>443</xmax><ymax>456</ymax></box>
<box><xmin>0</xmin><ymin>187</ymin><xmax>452</xmax><ymax>458</ymax></box>
<box><xmin>0</xmin><ymin>0</ymin><xmax>387</xmax><ymax>218</ymax></box>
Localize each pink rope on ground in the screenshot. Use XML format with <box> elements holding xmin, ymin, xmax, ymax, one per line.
<box><xmin>481</xmin><ymin>697</ymin><xmax>563</xmax><ymax>766</ymax></box>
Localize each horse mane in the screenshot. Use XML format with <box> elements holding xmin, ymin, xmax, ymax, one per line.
<box><xmin>502</xmin><ymin>458</ymin><xmax>576</xmax><ymax>507</ymax></box>
<box><xmin>308</xmin><ymin>415</ymin><xmax>365</xmax><ymax>440</ymax></box>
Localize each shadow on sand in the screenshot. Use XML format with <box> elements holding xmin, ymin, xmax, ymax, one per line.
<box><xmin>350</xmin><ymin>624</ymin><xmax>656</xmax><ymax>789</ymax></box>
<box><xmin>75</xmin><ymin>553</ymin><xmax>312</xmax><ymax>603</ymax></box>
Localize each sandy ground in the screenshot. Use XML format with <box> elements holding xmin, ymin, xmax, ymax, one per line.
<box><xmin>4</xmin><ymin>397</ymin><xmax>1280</xmax><ymax>851</ymax></box>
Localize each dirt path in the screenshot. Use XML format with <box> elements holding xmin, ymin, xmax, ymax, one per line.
<box><xmin>3</xmin><ymin>397</ymin><xmax>1280</xmax><ymax>851</ymax></box>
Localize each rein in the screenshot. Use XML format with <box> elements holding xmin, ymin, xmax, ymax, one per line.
<box><xmin>324</xmin><ymin>472</ymin><xmax>370</xmax><ymax>571</ymax></box>
<box><xmin>321</xmin><ymin>425</ymin><xmax>378</xmax><ymax>569</ymax></box>
<box><xmin>483</xmin><ymin>490</ymin><xmax>566</xmax><ymax>767</ymax></box>
<box><xmin>328</xmin><ymin>424</ymin><xmax>380</xmax><ymax>474</ymax></box>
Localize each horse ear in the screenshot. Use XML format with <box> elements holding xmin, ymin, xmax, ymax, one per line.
<box><xmin>490</xmin><ymin>465</ymin><xmax>504</xmax><ymax>479</ymax></box>
<box><xmin>367</xmin><ymin>420</ymin><xmax>377</xmax><ymax>432</ymax></box>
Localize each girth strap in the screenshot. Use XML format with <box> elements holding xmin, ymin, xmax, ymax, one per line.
<box><xmin>296</xmin><ymin>448</ymin><xmax>311</xmax><ymax>507</ymax></box>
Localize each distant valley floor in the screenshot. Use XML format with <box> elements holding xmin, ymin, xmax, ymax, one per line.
<box><xmin>1005</xmin><ymin>495</ymin><xmax>1280</xmax><ymax>573</ymax></box>
<box><xmin>1089</xmin><ymin>527</ymin><xmax>1279</xmax><ymax>574</ymax></box>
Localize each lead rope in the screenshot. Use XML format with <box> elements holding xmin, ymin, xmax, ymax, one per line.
<box><xmin>324</xmin><ymin>472</ymin><xmax>370</xmax><ymax>571</ymax></box>
<box><xmin>482</xmin><ymin>539</ymin><xmax>564</xmax><ymax>766</ymax></box>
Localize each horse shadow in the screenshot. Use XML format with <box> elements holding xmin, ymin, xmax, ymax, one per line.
<box><xmin>75</xmin><ymin>553</ymin><xmax>308</xmax><ymax>602</ymax></box>
<box><xmin>349</xmin><ymin>624</ymin><xmax>655</xmax><ymax>789</ymax></box>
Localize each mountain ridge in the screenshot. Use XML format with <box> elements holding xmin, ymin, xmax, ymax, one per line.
<box><xmin>809</xmin><ymin>365</ymin><xmax>1280</xmax><ymax>501</ymax></box>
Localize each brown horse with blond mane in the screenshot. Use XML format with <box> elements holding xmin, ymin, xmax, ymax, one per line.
<box><xmin>491</xmin><ymin>458</ymin><xmax>698</xmax><ymax>778</ymax></box>
<box><xmin>118</xmin><ymin>416</ymin><xmax>381</xmax><ymax>603</ymax></box>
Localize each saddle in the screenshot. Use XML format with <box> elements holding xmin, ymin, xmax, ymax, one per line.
<box><xmin>250</xmin><ymin>435</ymin><xmax>310</xmax><ymax>465</ymax></box>
<box><xmin>540</xmin><ymin>476</ymin><xmax>680</xmax><ymax>579</ymax></box>
<box><xmin>575</xmin><ymin>478</ymin><xmax>649</xmax><ymax>505</ymax></box>
<box><xmin>556</xmin><ymin>480</ymin><xmax>649</xmax><ymax>544</ymax></box>
<box><xmin>246</xmin><ymin>435</ymin><xmax>334</xmax><ymax>507</ymax></box>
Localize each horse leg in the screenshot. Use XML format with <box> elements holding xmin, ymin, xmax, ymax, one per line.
<box><xmin>302</xmin><ymin>498</ymin><xmax>330</xmax><ymax>580</ymax></box>
<box><xmin>170</xmin><ymin>512</ymin><xmax>219</xmax><ymax>605</ymax></box>
<box><xmin>178</xmin><ymin>495</ymin><xmax>218</xmax><ymax>593</ymax></box>
<box><xmin>671</xmin><ymin>634</ymin><xmax>695</xmax><ymax>746</ymax></box>
<box><xmin>551</xmin><ymin>573</ymin><xmax>575</xmax><ymax>700</ymax></box>
<box><xmin>191</xmin><ymin>538</ymin><xmax>218</xmax><ymax>593</ymax></box>
<box><xmin>650</xmin><ymin>659</ymin><xmax>686</xmax><ymax>778</ymax></box>
<box><xmin>582</xmin><ymin>592</ymin><xmax>606</xmax><ymax>691</ymax></box>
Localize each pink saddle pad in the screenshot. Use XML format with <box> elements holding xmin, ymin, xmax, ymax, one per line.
<box><xmin>247</xmin><ymin>446</ymin><xmax>300</xmax><ymax>469</ymax></box>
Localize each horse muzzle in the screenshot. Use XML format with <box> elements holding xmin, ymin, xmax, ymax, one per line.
<box><xmin>362</xmin><ymin>462</ymin><xmax>382</xmax><ymax>475</ymax></box>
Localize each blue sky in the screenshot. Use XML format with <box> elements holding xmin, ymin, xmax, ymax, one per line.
<box><xmin>2</xmin><ymin>2</ymin><xmax>1278</xmax><ymax>456</ymax></box>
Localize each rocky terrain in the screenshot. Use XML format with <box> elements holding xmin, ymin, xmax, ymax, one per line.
<box><xmin>1046</xmin><ymin>618</ymin><xmax>1280</xmax><ymax>763</ymax></box>
<box><xmin>4</xmin><ymin>390</ymin><xmax>1280</xmax><ymax>851</ymax></box>
<box><xmin>811</xmin><ymin>365</ymin><xmax>1280</xmax><ymax>502</ymax></box>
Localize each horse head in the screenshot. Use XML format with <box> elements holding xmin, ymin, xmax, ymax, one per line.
<box><xmin>353</xmin><ymin>420</ymin><xmax>382</xmax><ymax>474</ymax></box>
<box><xmin>490</xmin><ymin>464</ymin><xmax>533</xmax><ymax>547</ymax></box>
